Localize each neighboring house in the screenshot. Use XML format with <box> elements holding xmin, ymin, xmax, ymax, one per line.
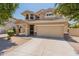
<box><xmin>4</xmin><ymin>18</ymin><xmax>16</xmax><ymax>30</ymax></box>
<box><xmin>15</xmin><ymin>8</ymin><xmax>68</xmax><ymax>38</ymax></box>
<box><xmin>0</xmin><ymin>18</ymin><xmax>16</xmax><ymax>34</ymax></box>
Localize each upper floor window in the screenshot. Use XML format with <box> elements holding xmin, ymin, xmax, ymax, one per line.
<box><xmin>46</xmin><ymin>12</ymin><xmax>53</xmax><ymax>16</ymax></box>
<box><xmin>26</xmin><ymin>14</ymin><xmax>29</xmax><ymax>19</ymax></box>
<box><xmin>30</xmin><ymin>14</ymin><xmax>34</xmax><ymax>19</ymax></box>
<box><xmin>47</xmin><ymin>14</ymin><xmax>53</xmax><ymax>16</ymax></box>
<box><xmin>35</xmin><ymin>15</ymin><xmax>39</xmax><ymax>20</ymax></box>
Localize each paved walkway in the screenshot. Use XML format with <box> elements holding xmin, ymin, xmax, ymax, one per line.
<box><xmin>3</xmin><ymin>37</ymin><xmax>77</xmax><ymax>56</ymax></box>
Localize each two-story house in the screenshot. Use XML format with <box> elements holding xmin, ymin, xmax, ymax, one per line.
<box><xmin>15</xmin><ymin>8</ymin><xmax>68</xmax><ymax>38</ymax></box>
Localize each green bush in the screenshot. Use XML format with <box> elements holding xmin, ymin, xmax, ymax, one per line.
<box><xmin>7</xmin><ymin>29</ymin><xmax>15</xmax><ymax>37</ymax></box>
<box><xmin>13</xmin><ymin>27</ymin><xmax>16</xmax><ymax>34</ymax></box>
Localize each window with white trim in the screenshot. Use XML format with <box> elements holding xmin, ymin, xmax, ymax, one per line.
<box><xmin>46</xmin><ymin>12</ymin><xmax>53</xmax><ymax>16</ymax></box>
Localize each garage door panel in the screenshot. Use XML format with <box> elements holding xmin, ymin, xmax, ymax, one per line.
<box><xmin>36</xmin><ymin>25</ymin><xmax>64</xmax><ymax>37</ymax></box>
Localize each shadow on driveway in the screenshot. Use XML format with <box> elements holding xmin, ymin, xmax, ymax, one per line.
<box><xmin>15</xmin><ymin>34</ymin><xmax>78</xmax><ymax>43</ymax></box>
<box><xmin>28</xmin><ymin>35</ymin><xmax>79</xmax><ymax>43</ymax></box>
<box><xmin>64</xmin><ymin>34</ymin><xmax>79</xmax><ymax>43</ymax></box>
<box><xmin>0</xmin><ymin>38</ymin><xmax>17</xmax><ymax>55</ymax></box>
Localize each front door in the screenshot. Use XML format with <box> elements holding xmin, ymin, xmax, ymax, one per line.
<box><xmin>30</xmin><ymin>25</ymin><xmax>34</xmax><ymax>36</ymax></box>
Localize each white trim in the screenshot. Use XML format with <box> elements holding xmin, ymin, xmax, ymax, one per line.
<box><xmin>36</xmin><ymin>24</ymin><xmax>65</xmax><ymax>26</ymax></box>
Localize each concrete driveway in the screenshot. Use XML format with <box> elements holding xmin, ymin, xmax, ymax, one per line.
<box><xmin>3</xmin><ymin>37</ymin><xmax>77</xmax><ymax>56</ymax></box>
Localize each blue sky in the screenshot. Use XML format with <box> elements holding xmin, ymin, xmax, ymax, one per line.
<box><xmin>13</xmin><ymin>3</ymin><xmax>55</xmax><ymax>20</ymax></box>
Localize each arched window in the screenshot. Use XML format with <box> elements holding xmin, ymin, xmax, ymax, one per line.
<box><xmin>30</xmin><ymin>14</ymin><xmax>34</xmax><ymax>19</ymax></box>
<box><xmin>26</xmin><ymin>14</ymin><xmax>29</xmax><ymax>19</ymax></box>
<box><xmin>17</xmin><ymin>25</ymin><xmax>22</xmax><ymax>33</ymax></box>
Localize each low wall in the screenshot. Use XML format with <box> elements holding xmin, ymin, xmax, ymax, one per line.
<box><xmin>69</xmin><ymin>28</ymin><xmax>79</xmax><ymax>36</ymax></box>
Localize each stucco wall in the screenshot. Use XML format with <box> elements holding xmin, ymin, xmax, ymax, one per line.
<box><xmin>15</xmin><ymin>20</ymin><xmax>29</xmax><ymax>35</ymax></box>
<box><xmin>25</xmin><ymin>24</ymin><xmax>30</xmax><ymax>36</ymax></box>
<box><xmin>69</xmin><ymin>28</ymin><xmax>79</xmax><ymax>36</ymax></box>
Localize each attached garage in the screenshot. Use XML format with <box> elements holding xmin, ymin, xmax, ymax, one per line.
<box><xmin>34</xmin><ymin>24</ymin><xmax>65</xmax><ymax>38</ymax></box>
<box><xmin>28</xmin><ymin>20</ymin><xmax>68</xmax><ymax>38</ymax></box>
<box><xmin>35</xmin><ymin>25</ymin><xmax>64</xmax><ymax>38</ymax></box>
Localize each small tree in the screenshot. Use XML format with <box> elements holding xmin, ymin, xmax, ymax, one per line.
<box><xmin>56</xmin><ymin>3</ymin><xmax>79</xmax><ymax>21</ymax></box>
<box><xmin>0</xmin><ymin>3</ymin><xmax>19</xmax><ymax>40</ymax></box>
<box><xmin>0</xmin><ymin>3</ymin><xmax>19</xmax><ymax>24</ymax></box>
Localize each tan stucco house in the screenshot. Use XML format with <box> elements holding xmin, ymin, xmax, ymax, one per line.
<box><xmin>15</xmin><ymin>8</ymin><xmax>68</xmax><ymax>38</ymax></box>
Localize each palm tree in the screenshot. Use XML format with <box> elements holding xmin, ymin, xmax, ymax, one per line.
<box><xmin>55</xmin><ymin>3</ymin><xmax>79</xmax><ymax>21</ymax></box>
<box><xmin>0</xmin><ymin>3</ymin><xmax>19</xmax><ymax>24</ymax></box>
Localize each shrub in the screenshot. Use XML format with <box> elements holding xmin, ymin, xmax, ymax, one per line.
<box><xmin>13</xmin><ymin>27</ymin><xmax>16</xmax><ymax>34</ymax></box>
<box><xmin>7</xmin><ymin>29</ymin><xmax>15</xmax><ymax>37</ymax></box>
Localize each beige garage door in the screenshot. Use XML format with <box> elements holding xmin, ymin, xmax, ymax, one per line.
<box><xmin>36</xmin><ymin>25</ymin><xmax>64</xmax><ymax>38</ymax></box>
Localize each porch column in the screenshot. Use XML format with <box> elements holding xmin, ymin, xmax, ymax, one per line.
<box><xmin>16</xmin><ymin>26</ymin><xmax>19</xmax><ymax>35</ymax></box>
<box><xmin>29</xmin><ymin>14</ymin><xmax>30</xmax><ymax>20</ymax></box>
<box><xmin>33</xmin><ymin>15</ymin><xmax>35</xmax><ymax>20</ymax></box>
